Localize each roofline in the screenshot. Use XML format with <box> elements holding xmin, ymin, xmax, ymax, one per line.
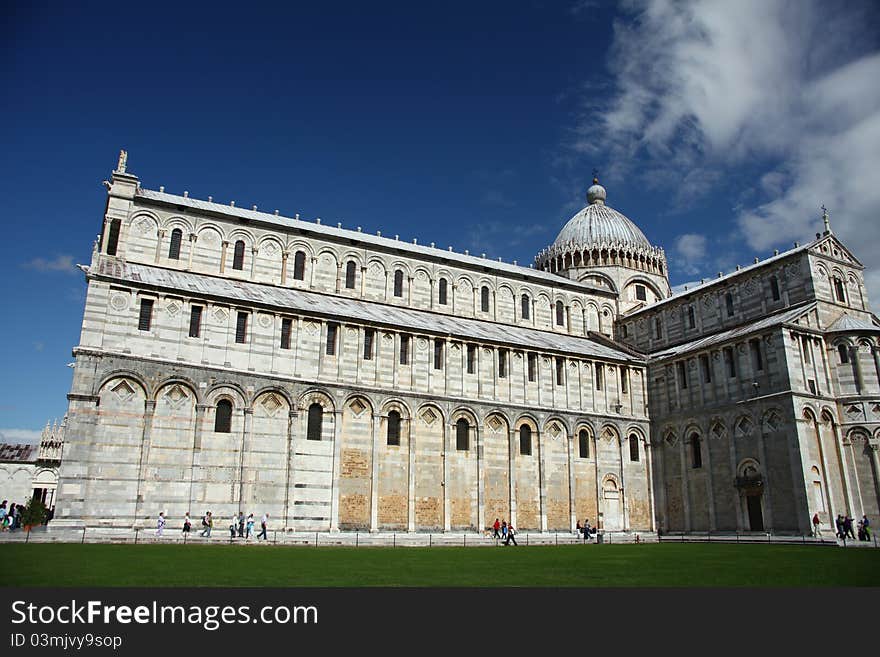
<box><xmin>133</xmin><ymin>187</ymin><xmax>617</xmax><ymax>299</ymax></box>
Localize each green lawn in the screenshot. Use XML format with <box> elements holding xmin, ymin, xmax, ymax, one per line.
<box><xmin>4</xmin><ymin>543</ymin><xmax>879</xmax><ymax>587</ymax></box>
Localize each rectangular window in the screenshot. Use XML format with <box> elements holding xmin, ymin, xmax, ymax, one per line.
<box><xmin>677</xmin><ymin>361</ymin><xmax>688</xmax><ymax>389</ymax></box>
<box><xmin>556</xmin><ymin>357</ymin><xmax>565</xmax><ymax>386</ymax></box>
<box><xmin>700</xmin><ymin>354</ymin><xmax>711</xmax><ymax>383</ymax></box>
<box><xmin>400</xmin><ymin>334</ymin><xmax>409</xmax><ymax>365</ymax></box>
<box><xmin>621</xmin><ymin>324</ymin><xmax>628</xmax><ymax>339</ymax></box>
<box><xmin>688</xmin><ymin>306</ymin><xmax>696</xmax><ymax>329</ymax></box>
<box><xmin>434</xmin><ymin>340</ymin><xmax>444</xmax><ymax>370</ymax></box>
<box><xmin>138</xmin><ymin>298</ymin><xmax>154</xmax><ymax>332</ymax></box>
<box><xmin>527</xmin><ymin>353</ymin><xmax>536</xmax><ymax>382</ymax></box>
<box><xmin>467</xmin><ymin>344</ymin><xmax>476</xmax><ymax>374</ymax></box>
<box><xmin>808</xmin><ymin>379</ymin><xmax>817</xmax><ymax>395</ymax></box>
<box><xmin>802</xmin><ymin>336</ymin><xmax>813</xmax><ymax>365</ymax></box>
<box><xmin>326</xmin><ymin>323</ymin><xmax>337</xmax><ymax>355</ymax></box>
<box><xmin>235</xmin><ymin>311</ymin><xmax>248</xmax><ymax>344</ymax></box>
<box><xmin>621</xmin><ymin>366</ymin><xmax>628</xmax><ymax>394</ymax></box>
<box><xmin>750</xmin><ymin>338</ymin><xmax>763</xmax><ymax>371</ymax></box>
<box><xmin>770</xmin><ymin>277</ymin><xmax>781</xmax><ymax>301</ymax></box>
<box><xmin>188</xmin><ymin>305</ymin><xmax>202</xmax><ymax>338</ymax></box>
<box><xmin>498</xmin><ymin>349</ymin><xmax>507</xmax><ymax>378</ymax></box>
<box><xmin>281</xmin><ymin>318</ymin><xmax>292</xmax><ymax>350</ymax></box>
<box><xmin>363</xmin><ymin>328</ymin><xmax>374</xmax><ymax>360</ymax></box>
<box><xmin>596</xmin><ymin>363</ymin><xmax>603</xmax><ymax>390</ymax></box>
<box><xmin>726</xmin><ymin>293</ymin><xmax>734</xmax><ymax>317</ymax></box>
<box><xmin>724</xmin><ymin>347</ymin><xmax>736</xmax><ymax>378</ymax></box>
<box><xmin>636</xmin><ymin>284</ymin><xmax>647</xmax><ymax>301</ymax></box>
<box><xmin>655</xmin><ymin>317</ymin><xmax>662</xmax><ymax>339</ymax></box>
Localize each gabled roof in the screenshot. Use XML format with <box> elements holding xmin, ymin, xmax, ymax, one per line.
<box><xmin>90</xmin><ymin>260</ymin><xmax>644</xmax><ymax>364</ymax></box>
<box><xmin>825</xmin><ymin>312</ymin><xmax>880</xmax><ymax>334</ymax></box>
<box><xmin>649</xmin><ymin>302</ymin><xmax>817</xmax><ymax>361</ymax></box>
<box><xmin>135</xmin><ymin>187</ymin><xmax>614</xmax><ymax>297</ymax></box>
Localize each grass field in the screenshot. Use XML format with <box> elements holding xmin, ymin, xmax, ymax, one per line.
<box><xmin>3</xmin><ymin>543</ymin><xmax>879</xmax><ymax>587</ymax></box>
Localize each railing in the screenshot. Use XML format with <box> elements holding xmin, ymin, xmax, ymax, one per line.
<box><xmin>656</xmin><ymin>530</ymin><xmax>877</xmax><ymax>548</ymax></box>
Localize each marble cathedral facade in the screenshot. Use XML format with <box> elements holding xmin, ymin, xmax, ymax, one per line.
<box><xmin>52</xmin><ymin>153</ymin><xmax>879</xmax><ymax>536</ymax></box>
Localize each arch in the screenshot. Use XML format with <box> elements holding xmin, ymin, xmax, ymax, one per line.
<box><xmin>285</xmin><ymin>239</ymin><xmax>315</xmax><ymax>259</ymax></box>
<box><xmin>257</xmin><ymin>234</ymin><xmax>285</xmax><ymax>253</ymax></box>
<box><xmin>204</xmin><ymin>382</ymin><xmax>248</xmax><ymax>408</ymax></box>
<box><xmin>622</xmin><ymin>275</ymin><xmax>663</xmax><ymax>298</ymax></box>
<box><xmin>438</xmin><ymin>276</ymin><xmax>449</xmax><ymax>305</ymax></box>
<box><xmin>154</xmin><ymin>377</ymin><xmax>200</xmax><ymax>403</ymax></box>
<box><xmin>576</xmin><ymin>423</ymin><xmax>594</xmax><ymax>458</ymax></box>
<box><xmin>455</xmin><ymin>417</ymin><xmax>471</xmax><ymax>451</ymax></box>
<box><xmin>544</xmin><ymin>416</ymin><xmax>571</xmax><ymax>437</ymax></box>
<box><xmin>386</xmin><ymin>409</ymin><xmax>402</xmax><ymax>446</ymax></box>
<box><xmin>232</xmin><ymin>239</ymin><xmax>246</xmax><ymax>270</ymax></box>
<box><xmin>163</xmin><ymin>215</ymin><xmax>195</xmax><ymax>234</ymax></box>
<box><xmin>97</xmin><ymin>371</ymin><xmax>150</xmax><ymax>399</ymax></box>
<box><xmin>128</xmin><ymin>210</ymin><xmax>160</xmax><ymax>230</ymax></box>
<box><xmin>298</xmin><ymin>388</ymin><xmax>336</xmax><ymax>414</ymax></box>
<box><xmin>306</xmin><ymin>402</ymin><xmax>324</xmax><ymax>441</ymax></box>
<box><xmin>251</xmin><ymin>385</ymin><xmax>294</xmax><ymax>409</ymax></box>
<box><xmin>214</xmin><ymin>399</ymin><xmax>233</xmax><ymax>433</ymax></box>
<box><xmin>380</xmin><ymin>397</ymin><xmax>412</xmax><ymax>419</ymax></box>
<box><xmin>342</xmin><ymin>393</ymin><xmax>375</xmax><ymax>417</ymax></box>
<box><xmin>737</xmin><ymin>458</ymin><xmax>762</xmax><ymax>479</ymax></box>
<box><xmin>577</xmin><ymin>270</ymin><xmax>618</xmax><ymax>293</ymax></box>
<box><xmin>628</xmin><ymin>433</ymin><xmax>640</xmax><ymax>461</ymax></box>
<box><xmin>415</xmin><ymin>402</ymin><xmax>446</xmax><ymax>427</ymax></box>
<box><xmin>168</xmin><ymin>227</ymin><xmax>183</xmax><ymax>260</ymax></box>
<box><xmin>480</xmin><ymin>285</ymin><xmax>491</xmax><ymax>312</ymax></box>
<box><xmin>292</xmin><ymin>250</ymin><xmax>307</xmax><ymax>281</ymax></box>
<box><xmin>450</xmin><ymin>406</ymin><xmax>479</xmax><ymax>426</ymax></box>
<box><xmin>599</xmin><ymin>423</ymin><xmax>621</xmax><ymax>444</ymax></box>
<box><xmin>393</xmin><ymin>269</ymin><xmax>405</xmax><ymax>297</ymax></box>
<box><xmin>513</xmin><ymin>413</ymin><xmax>540</xmax><ymax>433</ymax></box>
<box><xmin>689</xmin><ymin>432</ymin><xmax>703</xmax><ymax>468</ymax></box>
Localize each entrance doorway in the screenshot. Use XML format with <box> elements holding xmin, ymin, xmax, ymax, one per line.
<box><xmin>746</xmin><ymin>494</ymin><xmax>764</xmax><ymax>531</ymax></box>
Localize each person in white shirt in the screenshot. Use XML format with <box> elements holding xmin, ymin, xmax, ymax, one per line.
<box><xmin>258</xmin><ymin>513</ymin><xmax>269</xmax><ymax>540</ymax></box>
<box><xmin>156</xmin><ymin>512</ymin><xmax>166</xmax><ymax>536</ymax></box>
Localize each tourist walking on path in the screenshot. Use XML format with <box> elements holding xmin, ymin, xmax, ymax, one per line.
<box><xmin>492</xmin><ymin>518</ymin><xmax>501</xmax><ymax>539</ymax></box>
<box><xmin>835</xmin><ymin>515</ymin><xmax>844</xmax><ymax>539</ymax></box>
<box><xmin>845</xmin><ymin>515</ymin><xmax>857</xmax><ymax>540</ymax></box>
<box><xmin>812</xmin><ymin>513</ymin><xmax>821</xmax><ymax>537</ymax></box>
<box><xmin>156</xmin><ymin>512</ymin><xmax>166</xmax><ymax>536</ymax></box>
<box><xmin>501</xmin><ymin>520</ymin><xmax>508</xmax><ymax>543</ymax></box>
<box><xmin>862</xmin><ymin>515</ymin><xmax>871</xmax><ymax>541</ymax></box>
<box><xmin>0</xmin><ymin>501</ymin><xmax>7</xmax><ymax>531</ymax></box>
<box><xmin>200</xmin><ymin>511</ymin><xmax>213</xmax><ymax>537</ymax></box>
<box><xmin>583</xmin><ymin>519</ymin><xmax>591</xmax><ymax>543</ymax></box>
<box><xmin>183</xmin><ymin>512</ymin><xmax>191</xmax><ymax>534</ymax></box>
<box><xmin>246</xmin><ymin>513</ymin><xmax>255</xmax><ymax>539</ymax></box>
<box><xmin>237</xmin><ymin>512</ymin><xmax>245</xmax><ymax>538</ymax></box>
<box><xmin>229</xmin><ymin>515</ymin><xmax>237</xmax><ymax>539</ymax></box>
<box><xmin>258</xmin><ymin>513</ymin><xmax>269</xmax><ymax>540</ymax></box>
<box><xmin>504</xmin><ymin>523</ymin><xmax>518</xmax><ymax>546</ymax></box>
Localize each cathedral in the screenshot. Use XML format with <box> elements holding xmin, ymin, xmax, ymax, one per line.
<box><xmin>52</xmin><ymin>152</ymin><xmax>880</xmax><ymax>537</ymax></box>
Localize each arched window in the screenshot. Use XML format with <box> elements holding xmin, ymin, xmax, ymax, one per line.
<box><xmin>456</xmin><ymin>418</ymin><xmax>469</xmax><ymax>451</ymax></box>
<box><xmin>481</xmin><ymin>286</ymin><xmax>490</xmax><ymax>312</ymax></box>
<box><xmin>519</xmin><ymin>425</ymin><xmax>532</xmax><ymax>455</ymax></box>
<box><xmin>168</xmin><ymin>228</ymin><xmax>183</xmax><ymax>260</ymax></box>
<box><xmin>345</xmin><ymin>261</ymin><xmax>357</xmax><ymax>289</ymax></box>
<box><xmin>833</xmin><ymin>277</ymin><xmax>846</xmax><ymax>304</ymax></box>
<box><xmin>770</xmin><ymin>276</ymin><xmax>780</xmax><ymax>301</ymax></box>
<box><xmin>106</xmin><ymin>218</ymin><xmax>121</xmax><ymax>256</ymax></box>
<box><xmin>837</xmin><ymin>343</ymin><xmax>849</xmax><ymax>364</ymax></box>
<box><xmin>214</xmin><ymin>399</ymin><xmax>232</xmax><ymax>433</ymax></box>
<box><xmin>293</xmin><ymin>251</ymin><xmax>306</xmax><ymax>281</ymax></box>
<box><xmin>438</xmin><ymin>278</ymin><xmax>448</xmax><ymax>305</ymax></box>
<box><xmin>521</xmin><ymin>294</ymin><xmax>530</xmax><ymax>320</ymax></box>
<box><xmin>232</xmin><ymin>240</ymin><xmax>245</xmax><ymax>270</ymax></box>
<box><xmin>629</xmin><ymin>434</ymin><xmax>640</xmax><ymax>462</ymax></box>
<box><xmin>691</xmin><ymin>434</ymin><xmax>702</xmax><ymax>468</ymax></box>
<box><xmin>393</xmin><ymin>269</ymin><xmax>404</xmax><ymax>297</ymax></box>
<box><xmin>307</xmin><ymin>403</ymin><xmax>323</xmax><ymax>441</ymax></box>
<box><xmin>578</xmin><ymin>429</ymin><xmax>590</xmax><ymax>458</ymax></box>
<box><xmin>387</xmin><ymin>410</ymin><xmax>401</xmax><ymax>446</ymax></box>
<box><xmin>556</xmin><ymin>301</ymin><xmax>565</xmax><ymax>326</ymax></box>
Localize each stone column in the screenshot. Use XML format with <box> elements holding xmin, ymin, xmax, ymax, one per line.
<box><xmin>538</xmin><ymin>429</ymin><xmax>547</xmax><ymax>532</ymax></box>
<box><xmin>155</xmin><ymin>229</ymin><xmax>165</xmax><ymax>263</ymax></box>
<box><xmin>567</xmin><ymin>428</ymin><xmax>576</xmax><ymax>531</ymax></box>
<box><xmin>872</xmin><ymin>346</ymin><xmax>880</xmax><ymax>393</ymax></box>
<box><xmin>360</xmin><ymin>265</ymin><xmax>367</xmax><ymax>297</ymax></box>
<box><xmin>869</xmin><ymin>443</ymin><xmax>880</xmax><ymax>508</ymax></box>
<box><xmin>830</xmin><ymin>419</ymin><xmax>856</xmax><ymax>515</ymax></box>
<box><xmin>133</xmin><ymin>400</ymin><xmax>157</xmax><ymax>528</ymax></box>
<box><xmin>280</xmin><ymin>251</ymin><xmax>288</xmax><ymax>285</ymax></box>
<box><xmin>407</xmin><ymin>418</ymin><xmax>415</xmax><ymax>532</ymax></box>
<box><xmin>187</xmin><ymin>233</ymin><xmax>197</xmax><ymax>270</ymax></box>
<box><xmin>851</xmin><ymin>345</ymin><xmax>865</xmax><ymax>393</ymax></box>
<box><xmin>370</xmin><ymin>412</ymin><xmax>381</xmax><ymax>532</ymax></box>
<box><xmin>309</xmin><ymin>256</ymin><xmax>317</xmax><ymax>289</ymax></box>
<box><xmin>236</xmin><ymin>408</ymin><xmax>252</xmax><ymax>512</ymax></box>
<box><xmin>188</xmin><ymin>403</ymin><xmax>208</xmax><ymax>518</ymax></box>
<box><xmin>475</xmin><ymin>424</ymin><xmax>484</xmax><ymax>532</ymax></box>
<box><xmin>703</xmin><ymin>429</ymin><xmax>717</xmax><ymax>531</ymax></box>
<box><xmin>250</xmin><ymin>247</ymin><xmax>258</xmax><ymax>279</ymax></box>
<box><xmin>566</xmin><ymin>306</ymin><xmax>572</xmax><ymax>334</ymax></box>
<box><xmin>219</xmin><ymin>241</ymin><xmax>229</xmax><ymax>273</ymax></box>
<box><xmin>645</xmin><ymin>438</ymin><xmax>656</xmax><ymax>532</ymax></box>
<box><xmin>679</xmin><ymin>435</ymin><xmax>691</xmax><ymax>532</ymax></box>
<box><xmin>618</xmin><ymin>433</ymin><xmax>629</xmax><ymax>530</ymax></box>
<box><xmin>727</xmin><ymin>427</ymin><xmax>744</xmax><ymax>532</ymax></box>
<box><xmin>283</xmin><ymin>409</ymin><xmax>297</xmax><ymax>530</ymax></box>
<box><xmin>508</xmin><ymin>428</ymin><xmax>517</xmax><ymax>528</ymax></box>
<box><xmin>335</xmin><ymin>263</ymin><xmax>342</xmax><ymax>293</ymax></box>
<box><xmin>443</xmin><ymin>421</ymin><xmax>450</xmax><ymax>532</ymax></box>
<box><xmin>329</xmin><ymin>409</ymin><xmax>343</xmax><ymax>532</ymax></box>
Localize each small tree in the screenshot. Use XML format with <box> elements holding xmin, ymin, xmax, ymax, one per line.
<box><xmin>21</xmin><ymin>497</ymin><xmax>47</xmax><ymax>529</ymax></box>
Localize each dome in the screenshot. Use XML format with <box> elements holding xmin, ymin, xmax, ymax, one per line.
<box><xmin>552</xmin><ymin>180</ymin><xmax>652</xmax><ymax>250</ymax></box>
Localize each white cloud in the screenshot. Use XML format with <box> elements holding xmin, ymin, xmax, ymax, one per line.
<box><xmin>22</xmin><ymin>254</ymin><xmax>76</xmax><ymax>274</ymax></box>
<box><xmin>674</xmin><ymin>233</ymin><xmax>708</xmax><ymax>270</ymax></box>
<box><xmin>0</xmin><ymin>429</ymin><xmax>42</xmax><ymax>446</ymax></box>
<box><xmin>571</xmin><ymin>0</ymin><xmax>880</xmax><ymax>306</ymax></box>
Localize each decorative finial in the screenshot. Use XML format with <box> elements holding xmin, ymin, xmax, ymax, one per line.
<box><xmin>116</xmin><ymin>149</ymin><xmax>128</xmax><ymax>173</ymax></box>
<box><xmin>591</xmin><ymin>167</ymin><xmax>599</xmax><ymax>184</ymax></box>
<box><xmin>821</xmin><ymin>204</ymin><xmax>831</xmax><ymax>235</ymax></box>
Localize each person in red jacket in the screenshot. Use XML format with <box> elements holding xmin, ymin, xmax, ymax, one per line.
<box><xmin>492</xmin><ymin>518</ymin><xmax>501</xmax><ymax>539</ymax></box>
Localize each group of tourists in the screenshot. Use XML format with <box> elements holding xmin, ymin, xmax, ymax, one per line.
<box><xmin>157</xmin><ymin>510</ymin><xmax>270</xmax><ymax>541</ymax></box>
<box><xmin>812</xmin><ymin>512</ymin><xmax>872</xmax><ymax>542</ymax></box>
<box><xmin>0</xmin><ymin>500</ymin><xmax>23</xmax><ymax>531</ymax></box>
<box><xmin>576</xmin><ymin>518</ymin><xmax>595</xmax><ymax>542</ymax></box>
<box><xmin>489</xmin><ymin>518</ymin><xmax>518</xmax><ymax>545</ymax></box>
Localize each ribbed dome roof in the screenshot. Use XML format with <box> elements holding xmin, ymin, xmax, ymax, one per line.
<box><xmin>553</xmin><ymin>179</ymin><xmax>652</xmax><ymax>250</ymax></box>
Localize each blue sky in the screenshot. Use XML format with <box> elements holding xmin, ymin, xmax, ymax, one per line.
<box><xmin>2</xmin><ymin>1</ymin><xmax>879</xmax><ymax>440</ymax></box>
